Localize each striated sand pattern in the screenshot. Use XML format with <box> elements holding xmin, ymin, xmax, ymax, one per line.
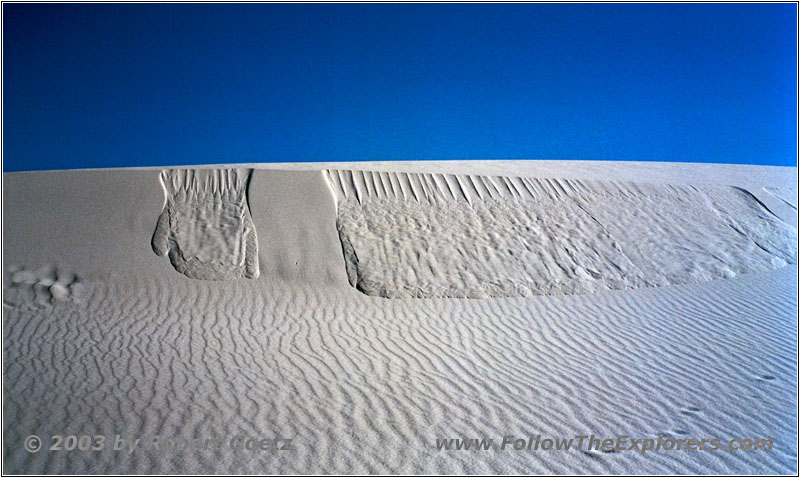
<box><xmin>3</xmin><ymin>271</ymin><xmax>796</xmax><ymax>474</ymax></box>
<box><xmin>3</xmin><ymin>162</ymin><xmax>797</xmax><ymax>474</ymax></box>
<box><xmin>326</xmin><ymin>170</ymin><xmax>796</xmax><ymax>298</ymax></box>
<box><xmin>152</xmin><ymin>168</ymin><xmax>259</xmax><ymax>280</ymax></box>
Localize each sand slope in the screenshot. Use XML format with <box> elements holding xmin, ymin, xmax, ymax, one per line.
<box><xmin>152</xmin><ymin>168</ymin><xmax>259</xmax><ymax>280</ymax></box>
<box><xmin>327</xmin><ymin>170</ymin><xmax>795</xmax><ymax>298</ymax></box>
<box><xmin>2</xmin><ymin>161</ymin><xmax>797</xmax><ymax>474</ymax></box>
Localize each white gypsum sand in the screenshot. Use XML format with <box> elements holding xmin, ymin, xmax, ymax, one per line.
<box><xmin>2</xmin><ymin>160</ymin><xmax>797</xmax><ymax>474</ymax></box>
<box><xmin>326</xmin><ymin>170</ymin><xmax>794</xmax><ymax>297</ymax></box>
<box><xmin>151</xmin><ymin>168</ymin><xmax>259</xmax><ymax>280</ymax></box>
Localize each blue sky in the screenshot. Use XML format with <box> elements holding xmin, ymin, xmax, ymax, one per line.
<box><xmin>3</xmin><ymin>3</ymin><xmax>797</xmax><ymax>171</ymax></box>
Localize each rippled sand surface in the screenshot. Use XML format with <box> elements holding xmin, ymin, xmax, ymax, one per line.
<box><xmin>3</xmin><ymin>161</ymin><xmax>797</xmax><ymax>474</ymax></box>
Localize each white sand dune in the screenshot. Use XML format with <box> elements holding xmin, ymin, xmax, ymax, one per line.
<box><xmin>327</xmin><ymin>170</ymin><xmax>795</xmax><ymax>298</ymax></box>
<box><xmin>2</xmin><ymin>160</ymin><xmax>797</xmax><ymax>474</ymax></box>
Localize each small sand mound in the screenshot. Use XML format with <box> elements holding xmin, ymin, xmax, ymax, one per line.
<box><xmin>326</xmin><ymin>170</ymin><xmax>797</xmax><ymax>298</ymax></box>
<box><xmin>3</xmin><ymin>265</ymin><xmax>81</xmax><ymax>308</ymax></box>
<box><xmin>152</xmin><ymin>168</ymin><xmax>259</xmax><ymax>280</ymax></box>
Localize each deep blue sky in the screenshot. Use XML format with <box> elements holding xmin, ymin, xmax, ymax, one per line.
<box><xmin>3</xmin><ymin>3</ymin><xmax>797</xmax><ymax>171</ymax></box>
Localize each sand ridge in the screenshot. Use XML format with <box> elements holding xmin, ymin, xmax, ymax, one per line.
<box><xmin>2</xmin><ymin>161</ymin><xmax>797</xmax><ymax>474</ymax></box>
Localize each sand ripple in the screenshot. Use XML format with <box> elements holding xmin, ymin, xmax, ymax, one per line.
<box><xmin>3</xmin><ymin>267</ymin><xmax>796</xmax><ymax>473</ymax></box>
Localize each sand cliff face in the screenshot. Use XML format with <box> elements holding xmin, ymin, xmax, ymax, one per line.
<box><xmin>2</xmin><ymin>161</ymin><xmax>797</xmax><ymax>474</ymax></box>
<box><xmin>327</xmin><ymin>170</ymin><xmax>795</xmax><ymax>298</ymax></box>
<box><xmin>138</xmin><ymin>167</ymin><xmax>797</xmax><ymax>297</ymax></box>
<box><xmin>151</xmin><ymin>169</ymin><xmax>259</xmax><ymax>280</ymax></box>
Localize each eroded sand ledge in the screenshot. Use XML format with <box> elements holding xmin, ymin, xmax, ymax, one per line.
<box><xmin>151</xmin><ymin>168</ymin><xmax>259</xmax><ymax>280</ymax></box>
<box><xmin>3</xmin><ymin>161</ymin><xmax>797</xmax><ymax>474</ymax></box>
<box><xmin>325</xmin><ymin>170</ymin><xmax>796</xmax><ymax>298</ymax></box>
